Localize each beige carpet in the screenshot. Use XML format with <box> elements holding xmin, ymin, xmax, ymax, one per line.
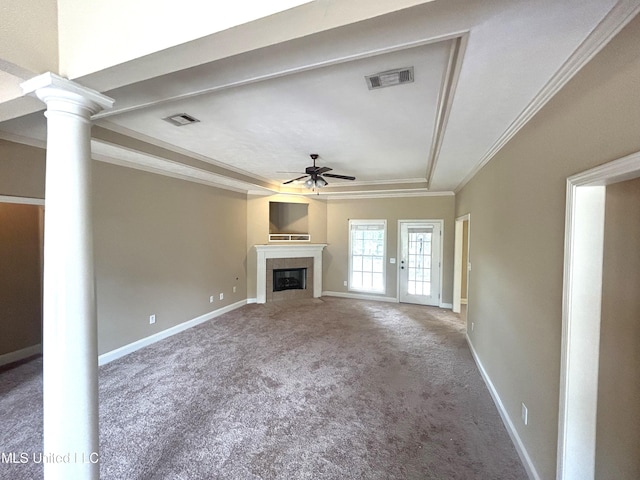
<box><xmin>0</xmin><ymin>297</ymin><xmax>527</xmax><ymax>479</ymax></box>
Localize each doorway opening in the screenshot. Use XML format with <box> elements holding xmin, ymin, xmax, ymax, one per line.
<box><xmin>453</xmin><ymin>214</ymin><xmax>470</xmax><ymax>321</ymax></box>
<box><xmin>558</xmin><ymin>150</ymin><xmax>640</xmax><ymax>479</ymax></box>
<box><xmin>0</xmin><ymin>195</ymin><xmax>45</xmax><ymax>367</ymax></box>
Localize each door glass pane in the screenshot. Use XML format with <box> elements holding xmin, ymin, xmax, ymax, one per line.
<box><xmin>407</xmin><ymin>228</ymin><xmax>433</xmax><ymax>298</ymax></box>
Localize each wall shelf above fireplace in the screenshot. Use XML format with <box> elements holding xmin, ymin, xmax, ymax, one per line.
<box><xmin>269</xmin><ymin>233</ymin><xmax>311</xmax><ymax>242</ymax></box>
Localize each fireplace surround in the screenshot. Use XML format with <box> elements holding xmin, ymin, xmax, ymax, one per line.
<box><xmin>255</xmin><ymin>244</ymin><xmax>326</xmax><ymax>303</ymax></box>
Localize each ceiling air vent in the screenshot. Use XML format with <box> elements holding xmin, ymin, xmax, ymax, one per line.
<box><xmin>163</xmin><ymin>113</ymin><xmax>200</xmax><ymax>126</ymax></box>
<box><xmin>365</xmin><ymin>67</ymin><xmax>414</xmax><ymax>90</ymax></box>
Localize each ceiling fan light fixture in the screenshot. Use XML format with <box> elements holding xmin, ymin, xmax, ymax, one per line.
<box><xmin>304</xmin><ymin>178</ymin><xmax>314</xmax><ymax>189</ymax></box>
<box><xmin>315</xmin><ymin>177</ymin><xmax>327</xmax><ymax>188</ymax></box>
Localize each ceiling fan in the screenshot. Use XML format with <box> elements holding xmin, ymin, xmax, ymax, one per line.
<box><xmin>283</xmin><ymin>154</ymin><xmax>356</xmax><ymax>190</ymax></box>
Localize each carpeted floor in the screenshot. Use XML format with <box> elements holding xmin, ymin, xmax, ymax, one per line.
<box><xmin>0</xmin><ymin>297</ymin><xmax>527</xmax><ymax>479</ymax></box>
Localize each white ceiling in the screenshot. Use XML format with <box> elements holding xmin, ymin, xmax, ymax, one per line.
<box><xmin>1</xmin><ymin>0</ymin><xmax>634</xmax><ymax>197</ymax></box>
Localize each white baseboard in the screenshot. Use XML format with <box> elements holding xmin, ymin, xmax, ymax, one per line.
<box><xmin>246</xmin><ymin>298</ymin><xmax>257</xmax><ymax>304</ymax></box>
<box><xmin>466</xmin><ymin>335</ymin><xmax>540</xmax><ymax>480</ymax></box>
<box><xmin>0</xmin><ymin>344</ymin><xmax>42</xmax><ymax>367</ymax></box>
<box><xmin>98</xmin><ymin>300</ymin><xmax>247</xmax><ymax>366</ymax></box>
<box><xmin>461</xmin><ymin>299</ymin><xmax>468</xmax><ymax>305</ymax></box>
<box><xmin>322</xmin><ymin>291</ymin><xmax>398</xmax><ymax>303</ymax></box>
<box><xmin>440</xmin><ymin>302</ymin><xmax>453</xmax><ymax>309</ymax></box>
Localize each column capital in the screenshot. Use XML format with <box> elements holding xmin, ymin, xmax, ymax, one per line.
<box><xmin>21</xmin><ymin>72</ymin><xmax>114</xmax><ymax>115</ymax></box>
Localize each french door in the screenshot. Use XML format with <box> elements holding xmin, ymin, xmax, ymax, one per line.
<box><xmin>399</xmin><ymin>221</ymin><xmax>442</xmax><ymax>306</ymax></box>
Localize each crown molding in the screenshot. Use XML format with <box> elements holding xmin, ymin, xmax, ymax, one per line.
<box><xmin>455</xmin><ymin>0</ymin><xmax>640</xmax><ymax>193</ymax></box>
<box><xmin>0</xmin><ymin>131</ymin><xmax>46</xmax><ymax>149</ymax></box>
<box><xmin>325</xmin><ymin>190</ymin><xmax>454</xmax><ymax>200</ymax></box>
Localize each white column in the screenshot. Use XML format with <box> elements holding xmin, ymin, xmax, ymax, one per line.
<box><xmin>22</xmin><ymin>73</ymin><xmax>113</xmax><ymax>480</ymax></box>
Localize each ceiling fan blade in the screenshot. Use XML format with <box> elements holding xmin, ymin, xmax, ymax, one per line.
<box><xmin>305</xmin><ymin>165</ymin><xmax>332</xmax><ymax>174</ymax></box>
<box><xmin>323</xmin><ymin>173</ymin><xmax>356</xmax><ymax>181</ymax></box>
<box><xmin>283</xmin><ymin>175</ymin><xmax>308</xmax><ymax>185</ymax></box>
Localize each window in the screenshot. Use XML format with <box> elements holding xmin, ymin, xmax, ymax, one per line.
<box><xmin>349</xmin><ymin>219</ymin><xmax>386</xmax><ymax>293</ymax></box>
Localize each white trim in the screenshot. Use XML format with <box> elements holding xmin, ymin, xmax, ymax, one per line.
<box><xmin>460</xmin><ymin>299</ymin><xmax>467</xmax><ymax>305</ymax></box>
<box><xmin>565</xmin><ymin>149</ymin><xmax>640</xmax><ymax>186</ymax></box>
<box><xmin>439</xmin><ymin>302</ymin><xmax>453</xmax><ymax>309</ymax></box>
<box><xmin>246</xmin><ymin>298</ymin><xmax>257</xmax><ymax>304</ymax></box>
<box><xmin>0</xmin><ymin>131</ymin><xmax>46</xmax><ymax>149</ymax></box>
<box><xmin>0</xmin><ymin>344</ymin><xmax>42</xmax><ymax>367</ymax></box>
<box><xmin>426</xmin><ymin>34</ymin><xmax>468</xmax><ymax>186</ymax></box>
<box><xmin>322</xmin><ymin>291</ymin><xmax>398</xmax><ymax>303</ymax></box>
<box><xmin>0</xmin><ymin>195</ymin><xmax>45</xmax><ymax>205</ymax></box>
<box><xmin>98</xmin><ymin>299</ymin><xmax>247</xmax><ymax>366</ymax></box>
<box><xmin>455</xmin><ymin>0</ymin><xmax>640</xmax><ymax>193</ymax></box>
<box><xmin>22</xmin><ymin>72</ymin><xmax>114</xmax><ymax>110</ymax></box>
<box><xmin>557</xmin><ymin>149</ymin><xmax>640</xmax><ymax>480</ymax></box>
<box><xmin>466</xmin><ymin>335</ymin><xmax>541</xmax><ymax>480</ymax></box>
<box><xmin>453</xmin><ymin>213</ymin><xmax>471</xmax><ymax>314</ymax></box>
<box><xmin>453</xmin><ymin>218</ymin><xmax>463</xmax><ymax>313</ymax></box>
<box><xmin>325</xmin><ymin>190</ymin><xmax>455</xmax><ymax>200</ymax></box>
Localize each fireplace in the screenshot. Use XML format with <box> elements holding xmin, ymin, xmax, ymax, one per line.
<box><xmin>255</xmin><ymin>244</ymin><xmax>326</xmax><ymax>303</ymax></box>
<box><xmin>273</xmin><ymin>268</ymin><xmax>307</xmax><ymax>292</ymax></box>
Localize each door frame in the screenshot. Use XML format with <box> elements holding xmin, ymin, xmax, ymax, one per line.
<box><xmin>453</xmin><ymin>213</ymin><xmax>470</xmax><ymax>314</ymax></box>
<box><xmin>397</xmin><ymin>219</ymin><xmax>444</xmax><ymax>307</ymax></box>
<box><xmin>558</xmin><ymin>150</ymin><xmax>640</xmax><ymax>479</ymax></box>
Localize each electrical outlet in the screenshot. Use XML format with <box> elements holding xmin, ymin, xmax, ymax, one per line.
<box><xmin>344</xmin><ymin>280</ymin><xmax>348</xmax><ymax>286</ymax></box>
<box><xmin>149</xmin><ymin>314</ymin><xmax>156</xmax><ymax>325</ymax></box>
<box><xmin>233</xmin><ymin>286</ymin><xmax>237</xmax><ymax>293</ymax></box>
<box><xmin>219</xmin><ymin>293</ymin><xmax>224</xmax><ymax>300</ymax></box>
<box><xmin>209</xmin><ymin>296</ymin><xmax>214</xmax><ymax>303</ymax></box>
<box><xmin>471</xmin><ymin>322</ymin><xmax>474</xmax><ymax>331</ymax></box>
<box><xmin>521</xmin><ymin>403</ymin><xmax>528</xmax><ymax>425</ymax></box>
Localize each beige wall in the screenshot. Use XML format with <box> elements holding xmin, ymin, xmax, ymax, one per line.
<box><xmin>247</xmin><ymin>193</ymin><xmax>327</xmax><ymax>299</ymax></box>
<box><xmin>595</xmin><ymin>177</ymin><xmax>640</xmax><ymax>479</ymax></box>
<box><xmin>0</xmin><ymin>203</ymin><xmax>42</xmax><ymax>355</ymax></box>
<box><xmin>0</xmin><ymin>140</ymin><xmax>46</xmax><ymax>198</ymax></box>
<box><xmin>325</xmin><ymin>195</ymin><xmax>455</xmax><ymax>303</ymax></box>
<box><xmin>455</xmin><ymin>14</ymin><xmax>640</xmax><ymax>479</ymax></box>
<box><xmin>93</xmin><ymin>162</ymin><xmax>247</xmax><ymax>354</ymax></box>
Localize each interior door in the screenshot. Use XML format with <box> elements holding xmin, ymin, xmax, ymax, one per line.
<box><xmin>399</xmin><ymin>221</ymin><xmax>442</xmax><ymax>306</ymax></box>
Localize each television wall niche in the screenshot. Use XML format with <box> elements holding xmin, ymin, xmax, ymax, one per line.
<box><xmin>269</xmin><ymin>202</ymin><xmax>309</xmax><ymax>234</ymax></box>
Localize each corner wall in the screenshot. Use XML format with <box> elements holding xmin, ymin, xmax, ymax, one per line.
<box><xmin>246</xmin><ymin>193</ymin><xmax>327</xmax><ymax>300</ymax></box>
<box><xmin>455</xmin><ymin>14</ymin><xmax>640</xmax><ymax>479</ymax></box>
<box><xmin>93</xmin><ymin>162</ymin><xmax>248</xmax><ymax>355</ymax></box>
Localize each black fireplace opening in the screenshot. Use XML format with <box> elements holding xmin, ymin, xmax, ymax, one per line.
<box><xmin>273</xmin><ymin>268</ymin><xmax>307</xmax><ymax>292</ymax></box>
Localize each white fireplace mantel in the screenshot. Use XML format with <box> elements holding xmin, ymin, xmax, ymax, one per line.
<box><xmin>255</xmin><ymin>244</ymin><xmax>327</xmax><ymax>303</ymax></box>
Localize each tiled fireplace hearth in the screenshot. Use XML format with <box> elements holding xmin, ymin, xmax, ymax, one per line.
<box><xmin>255</xmin><ymin>244</ymin><xmax>326</xmax><ymax>303</ymax></box>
